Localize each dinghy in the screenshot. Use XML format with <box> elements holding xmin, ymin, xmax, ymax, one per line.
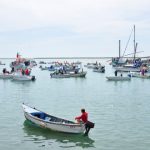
<box><xmin>106</xmin><ymin>76</ymin><xmax>131</xmax><ymax>81</ymax></box>
<box><xmin>93</xmin><ymin>66</ymin><xmax>105</xmax><ymax>73</ymax></box>
<box><xmin>50</xmin><ymin>71</ymin><xmax>86</xmax><ymax>78</ymax></box>
<box><xmin>22</xmin><ymin>104</ymin><xmax>85</xmax><ymax>134</ymax></box>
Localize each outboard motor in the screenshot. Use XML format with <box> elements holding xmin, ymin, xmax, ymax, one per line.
<box><xmin>31</xmin><ymin>76</ymin><xmax>35</xmax><ymax>81</ymax></box>
<box><xmin>84</xmin><ymin>121</ymin><xmax>95</xmax><ymax>136</ymax></box>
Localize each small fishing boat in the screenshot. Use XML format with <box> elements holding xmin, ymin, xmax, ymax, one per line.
<box><xmin>50</xmin><ymin>71</ymin><xmax>86</xmax><ymax>78</ymax></box>
<box><xmin>106</xmin><ymin>76</ymin><xmax>131</xmax><ymax>81</ymax></box>
<box><xmin>13</xmin><ymin>74</ymin><xmax>35</xmax><ymax>81</ymax></box>
<box><xmin>22</xmin><ymin>104</ymin><xmax>85</xmax><ymax>134</ymax></box>
<box><xmin>0</xmin><ymin>73</ymin><xmax>14</xmax><ymax>79</ymax></box>
<box><xmin>93</xmin><ymin>66</ymin><xmax>105</xmax><ymax>73</ymax></box>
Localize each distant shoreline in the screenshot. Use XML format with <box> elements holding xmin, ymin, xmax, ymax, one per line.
<box><xmin>0</xmin><ymin>56</ymin><xmax>150</xmax><ymax>59</ymax></box>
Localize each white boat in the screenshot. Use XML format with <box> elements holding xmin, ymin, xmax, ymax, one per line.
<box><xmin>50</xmin><ymin>71</ymin><xmax>87</xmax><ymax>78</ymax></box>
<box><xmin>0</xmin><ymin>73</ymin><xmax>14</xmax><ymax>79</ymax></box>
<box><xmin>106</xmin><ymin>76</ymin><xmax>131</xmax><ymax>81</ymax></box>
<box><xmin>22</xmin><ymin>104</ymin><xmax>85</xmax><ymax>134</ymax></box>
<box><xmin>13</xmin><ymin>74</ymin><xmax>35</xmax><ymax>81</ymax></box>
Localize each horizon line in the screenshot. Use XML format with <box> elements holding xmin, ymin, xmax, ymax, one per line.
<box><xmin>0</xmin><ymin>56</ymin><xmax>150</xmax><ymax>59</ymax></box>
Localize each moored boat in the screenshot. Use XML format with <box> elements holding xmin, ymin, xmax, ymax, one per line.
<box><xmin>50</xmin><ymin>71</ymin><xmax>87</xmax><ymax>78</ymax></box>
<box><xmin>106</xmin><ymin>76</ymin><xmax>131</xmax><ymax>81</ymax></box>
<box><xmin>93</xmin><ymin>66</ymin><xmax>105</xmax><ymax>73</ymax></box>
<box><xmin>22</xmin><ymin>104</ymin><xmax>85</xmax><ymax>134</ymax></box>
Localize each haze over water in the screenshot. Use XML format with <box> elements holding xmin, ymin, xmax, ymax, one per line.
<box><xmin>0</xmin><ymin>58</ymin><xmax>150</xmax><ymax>150</ymax></box>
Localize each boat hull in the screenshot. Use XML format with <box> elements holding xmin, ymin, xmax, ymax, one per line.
<box><xmin>22</xmin><ymin>104</ymin><xmax>85</xmax><ymax>134</ymax></box>
<box><xmin>50</xmin><ymin>72</ymin><xmax>86</xmax><ymax>78</ymax></box>
<box><xmin>13</xmin><ymin>75</ymin><xmax>35</xmax><ymax>81</ymax></box>
<box><xmin>106</xmin><ymin>76</ymin><xmax>131</xmax><ymax>81</ymax></box>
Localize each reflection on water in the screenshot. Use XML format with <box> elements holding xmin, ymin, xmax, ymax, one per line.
<box><xmin>23</xmin><ymin>121</ymin><xmax>95</xmax><ymax>149</ymax></box>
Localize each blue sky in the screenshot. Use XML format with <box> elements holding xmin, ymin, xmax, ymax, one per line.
<box><xmin>0</xmin><ymin>0</ymin><xmax>150</xmax><ymax>58</ymax></box>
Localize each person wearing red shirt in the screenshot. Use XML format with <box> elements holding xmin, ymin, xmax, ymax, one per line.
<box><xmin>75</xmin><ymin>109</ymin><xmax>94</xmax><ymax>136</ymax></box>
<box><xmin>25</xmin><ymin>68</ymin><xmax>29</xmax><ymax>75</ymax></box>
<box><xmin>75</xmin><ymin>108</ymin><xmax>88</xmax><ymax>123</ymax></box>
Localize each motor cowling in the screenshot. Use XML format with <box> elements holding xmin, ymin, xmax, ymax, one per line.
<box><xmin>31</xmin><ymin>76</ymin><xmax>36</xmax><ymax>81</ymax></box>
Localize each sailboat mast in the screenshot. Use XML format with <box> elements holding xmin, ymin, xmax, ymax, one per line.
<box><xmin>119</xmin><ymin>40</ymin><xmax>121</xmax><ymax>58</ymax></box>
<box><xmin>133</xmin><ymin>25</ymin><xmax>136</xmax><ymax>61</ymax></box>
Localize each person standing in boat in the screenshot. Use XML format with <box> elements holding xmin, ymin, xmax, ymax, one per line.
<box><xmin>21</xmin><ymin>69</ymin><xmax>25</xmax><ymax>75</ymax></box>
<box><xmin>114</xmin><ymin>70</ymin><xmax>118</xmax><ymax>76</ymax></box>
<box><xmin>75</xmin><ymin>109</ymin><xmax>94</xmax><ymax>136</ymax></box>
<box><xmin>141</xmin><ymin>69</ymin><xmax>145</xmax><ymax>76</ymax></box>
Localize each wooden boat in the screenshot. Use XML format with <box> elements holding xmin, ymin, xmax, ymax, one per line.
<box><xmin>13</xmin><ymin>74</ymin><xmax>35</xmax><ymax>81</ymax></box>
<box><xmin>22</xmin><ymin>104</ymin><xmax>85</xmax><ymax>134</ymax></box>
<box><xmin>0</xmin><ymin>73</ymin><xmax>14</xmax><ymax>79</ymax></box>
<box><xmin>50</xmin><ymin>71</ymin><xmax>87</xmax><ymax>78</ymax></box>
<box><xmin>106</xmin><ymin>76</ymin><xmax>131</xmax><ymax>81</ymax></box>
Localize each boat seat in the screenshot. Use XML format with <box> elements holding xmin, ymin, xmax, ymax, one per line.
<box><xmin>31</xmin><ymin>112</ymin><xmax>46</xmax><ymax>119</ymax></box>
<box><xmin>45</xmin><ymin>116</ymin><xmax>52</xmax><ymax>121</ymax></box>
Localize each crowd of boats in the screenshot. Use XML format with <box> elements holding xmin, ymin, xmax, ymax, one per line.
<box><xmin>1</xmin><ymin>53</ymin><xmax>150</xmax><ymax>82</ymax></box>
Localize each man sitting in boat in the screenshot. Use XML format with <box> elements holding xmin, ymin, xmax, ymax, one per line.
<box><xmin>75</xmin><ymin>109</ymin><xmax>94</xmax><ymax>136</ymax></box>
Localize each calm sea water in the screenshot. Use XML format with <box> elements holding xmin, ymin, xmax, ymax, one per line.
<box><xmin>0</xmin><ymin>58</ymin><xmax>150</xmax><ymax>150</ymax></box>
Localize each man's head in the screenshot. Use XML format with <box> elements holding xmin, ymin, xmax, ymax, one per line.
<box><xmin>81</xmin><ymin>109</ymin><xmax>85</xmax><ymax>113</ymax></box>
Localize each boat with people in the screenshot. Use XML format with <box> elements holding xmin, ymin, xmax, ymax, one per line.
<box><xmin>40</xmin><ymin>65</ymin><xmax>56</xmax><ymax>71</ymax></box>
<box><xmin>22</xmin><ymin>103</ymin><xmax>85</xmax><ymax>134</ymax></box>
<box><xmin>106</xmin><ymin>76</ymin><xmax>131</xmax><ymax>81</ymax></box>
<box><xmin>50</xmin><ymin>71</ymin><xmax>87</xmax><ymax>78</ymax></box>
<box><xmin>10</xmin><ymin>53</ymin><xmax>35</xmax><ymax>71</ymax></box>
<box><xmin>93</xmin><ymin>66</ymin><xmax>105</xmax><ymax>73</ymax></box>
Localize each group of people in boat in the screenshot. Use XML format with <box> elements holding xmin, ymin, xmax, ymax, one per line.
<box><xmin>2</xmin><ymin>67</ymin><xmax>30</xmax><ymax>76</ymax></box>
